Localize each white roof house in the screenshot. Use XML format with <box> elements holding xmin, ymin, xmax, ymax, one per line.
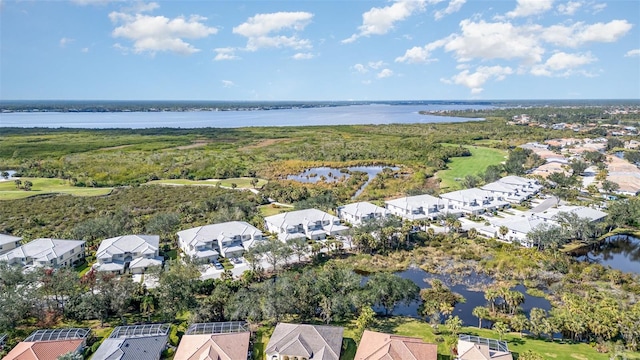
<box><xmin>481</xmin><ymin>176</ymin><xmax>542</xmax><ymax>204</ymax></box>
<box><xmin>531</xmin><ymin>205</ymin><xmax>608</xmax><ymax>223</ymax></box>
<box><xmin>337</xmin><ymin>201</ymin><xmax>389</xmax><ymax>226</ymax></box>
<box><xmin>177</xmin><ymin>221</ymin><xmax>263</xmax><ymax>262</ymax></box>
<box><xmin>0</xmin><ymin>238</ymin><xmax>85</xmax><ymax>269</ymax></box>
<box><xmin>385</xmin><ymin>194</ymin><xmax>462</xmax><ymax>221</ymax></box>
<box><xmin>478</xmin><ymin>217</ymin><xmax>547</xmax><ymax>247</ymax></box>
<box><xmin>264</xmin><ymin>209</ymin><xmax>350</xmax><ymax>242</ymax></box>
<box><xmin>0</xmin><ymin>234</ymin><xmax>22</xmax><ymax>255</ymax></box>
<box><xmin>440</xmin><ymin>188</ymin><xmax>510</xmax><ymax>215</ymax></box>
<box><xmin>95</xmin><ymin>235</ymin><xmax>163</xmax><ymax>274</ymax></box>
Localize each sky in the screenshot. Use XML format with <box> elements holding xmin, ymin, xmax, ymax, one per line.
<box><xmin>1</xmin><ymin>0</ymin><xmax>639</xmax><ymax>101</ymax></box>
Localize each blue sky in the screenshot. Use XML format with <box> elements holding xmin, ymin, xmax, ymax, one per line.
<box><xmin>1</xmin><ymin>0</ymin><xmax>639</xmax><ymax>100</ymax></box>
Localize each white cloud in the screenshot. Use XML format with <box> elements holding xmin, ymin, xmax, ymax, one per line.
<box><xmin>395</xmin><ymin>39</ymin><xmax>446</xmax><ymax>63</ymax></box>
<box><xmin>59</xmin><ymin>37</ymin><xmax>75</xmax><ymax>47</ymax></box>
<box><xmin>233</xmin><ymin>12</ymin><xmax>313</xmax><ymax>51</ymax></box>
<box><xmin>506</xmin><ymin>0</ymin><xmax>554</xmax><ymax>18</ymax></box>
<box><xmin>342</xmin><ymin>0</ymin><xmax>426</xmax><ymax>43</ymax></box>
<box><xmin>353</xmin><ymin>63</ymin><xmax>368</xmax><ymax>73</ymax></box>
<box><xmin>442</xmin><ymin>20</ymin><xmax>545</xmax><ymax>64</ymax></box>
<box><xmin>214</xmin><ymin>47</ymin><xmax>239</xmax><ymax>61</ymax></box>
<box><xmin>221</xmin><ymin>80</ymin><xmax>235</xmax><ymax>88</ymax></box>
<box><xmin>71</xmin><ymin>0</ymin><xmax>120</xmax><ymax>5</ymax></box>
<box><xmin>292</xmin><ymin>52</ymin><xmax>314</xmax><ymax>60</ymax></box>
<box><xmin>444</xmin><ymin>65</ymin><xmax>513</xmax><ymax>93</ymax></box>
<box><xmin>541</xmin><ymin>20</ymin><xmax>633</xmax><ymax>47</ymax></box>
<box><xmin>377</xmin><ymin>69</ymin><xmax>394</xmax><ymax>78</ymax></box>
<box><xmin>625</xmin><ymin>49</ymin><xmax>640</xmax><ymax>57</ymax></box>
<box><xmin>591</xmin><ymin>3</ymin><xmax>606</xmax><ymax>14</ymax></box>
<box><xmin>109</xmin><ymin>9</ymin><xmax>218</xmax><ymax>55</ymax></box>
<box><xmin>531</xmin><ymin>51</ymin><xmax>596</xmax><ymax>76</ymax></box>
<box><xmin>81</xmin><ymin>47</ymin><xmax>89</xmax><ymax>53</ymax></box>
<box><xmin>112</xmin><ymin>42</ymin><xmax>129</xmax><ymax>54</ymax></box>
<box><xmin>434</xmin><ymin>0</ymin><xmax>466</xmax><ymax>20</ymax></box>
<box><xmin>368</xmin><ymin>60</ymin><xmax>385</xmax><ymax>69</ymax></box>
<box><xmin>557</xmin><ymin>1</ymin><xmax>582</xmax><ymax>15</ymax></box>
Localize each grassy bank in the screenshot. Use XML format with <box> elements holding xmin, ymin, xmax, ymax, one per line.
<box><xmin>148</xmin><ymin>177</ymin><xmax>268</xmax><ymax>189</ymax></box>
<box><xmin>0</xmin><ymin>178</ymin><xmax>113</xmax><ymax>200</ymax></box>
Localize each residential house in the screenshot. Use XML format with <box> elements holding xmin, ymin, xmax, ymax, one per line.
<box><xmin>264</xmin><ymin>209</ymin><xmax>349</xmax><ymax>242</ymax></box>
<box><xmin>440</xmin><ymin>188</ymin><xmax>510</xmax><ymax>215</ymax></box>
<box><xmin>266</xmin><ymin>323</ymin><xmax>344</xmax><ymax>360</ymax></box>
<box><xmin>174</xmin><ymin>321</ymin><xmax>250</xmax><ymax>360</ymax></box>
<box><xmin>385</xmin><ymin>194</ymin><xmax>462</xmax><ymax>221</ymax></box>
<box><xmin>3</xmin><ymin>328</ymin><xmax>89</xmax><ymax>360</ymax></box>
<box><xmin>0</xmin><ymin>234</ymin><xmax>22</xmax><ymax>255</ymax></box>
<box><xmin>354</xmin><ymin>330</ymin><xmax>437</xmax><ymax>360</ymax></box>
<box><xmin>177</xmin><ymin>221</ymin><xmax>263</xmax><ymax>263</ymax></box>
<box><xmin>478</xmin><ymin>217</ymin><xmax>547</xmax><ymax>247</ymax></box>
<box><xmin>456</xmin><ymin>334</ymin><xmax>512</xmax><ymax>360</ymax></box>
<box><xmin>91</xmin><ymin>324</ymin><xmax>170</xmax><ymax>360</ymax></box>
<box><xmin>531</xmin><ymin>205</ymin><xmax>608</xmax><ymax>223</ymax></box>
<box><xmin>337</xmin><ymin>201</ymin><xmax>389</xmax><ymax>226</ymax></box>
<box><xmin>95</xmin><ymin>235</ymin><xmax>163</xmax><ymax>274</ymax></box>
<box><xmin>481</xmin><ymin>176</ymin><xmax>542</xmax><ymax>204</ymax></box>
<box><xmin>0</xmin><ymin>238</ymin><xmax>85</xmax><ymax>270</ymax></box>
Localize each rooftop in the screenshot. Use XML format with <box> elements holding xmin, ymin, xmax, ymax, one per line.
<box><xmin>25</xmin><ymin>328</ymin><xmax>90</xmax><ymax>342</ymax></box>
<box><xmin>186</xmin><ymin>321</ymin><xmax>249</xmax><ymax>335</ymax></box>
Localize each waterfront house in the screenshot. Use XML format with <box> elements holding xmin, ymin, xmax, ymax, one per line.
<box><xmin>456</xmin><ymin>334</ymin><xmax>512</xmax><ymax>360</ymax></box>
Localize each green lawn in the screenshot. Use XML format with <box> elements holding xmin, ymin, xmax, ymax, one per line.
<box><xmin>258</xmin><ymin>204</ymin><xmax>294</xmax><ymax>217</ymax></box>
<box><xmin>436</xmin><ymin>145</ymin><xmax>507</xmax><ymax>191</ymax></box>
<box><xmin>148</xmin><ymin>177</ymin><xmax>268</xmax><ymax>189</ymax></box>
<box><xmin>0</xmin><ymin>178</ymin><xmax>113</xmax><ymax>200</ymax></box>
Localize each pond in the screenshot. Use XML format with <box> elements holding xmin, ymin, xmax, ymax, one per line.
<box><xmin>0</xmin><ymin>170</ymin><xmax>17</xmax><ymax>179</ymax></box>
<box><xmin>574</xmin><ymin>235</ymin><xmax>640</xmax><ymax>275</ymax></box>
<box><xmin>287</xmin><ymin>166</ymin><xmax>399</xmax><ymax>198</ymax></box>
<box><xmin>370</xmin><ymin>267</ymin><xmax>552</xmax><ymax>327</ymax></box>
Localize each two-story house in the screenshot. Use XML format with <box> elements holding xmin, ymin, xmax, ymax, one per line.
<box><xmin>264</xmin><ymin>209</ymin><xmax>350</xmax><ymax>242</ymax></box>
<box><xmin>0</xmin><ymin>234</ymin><xmax>22</xmax><ymax>255</ymax></box>
<box><xmin>177</xmin><ymin>221</ymin><xmax>263</xmax><ymax>262</ymax></box>
<box><xmin>0</xmin><ymin>238</ymin><xmax>85</xmax><ymax>270</ymax></box>
<box><xmin>95</xmin><ymin>235</ymin><xmax>163</xmax><ymax>274</ymax></box>
<box><xmin>336</xmin><ymin>201</ymin><xmax>389</xmax><ymax>226</ymax></box>
<box><xmin>440</xmin><ymin>188</ymin><xmax>510</xmax><ymax>215</ymax></box>
<box><xmin>385</xmin><ymin>194</ymin><xmax>462</xmax><ymax>221</ymax></box>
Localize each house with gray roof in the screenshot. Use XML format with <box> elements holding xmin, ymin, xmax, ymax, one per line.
<box><xmin>264</xmin><ymin>209</ymin><xmax>349</xmax><ymax>242</ymax></box>
<box><xmin>385</xmin><ymin>194</ymin><xmax>462</xmax><ymax>221</ymax></box>
<box><xmin>337</xmin><ymin>201</ymin><xmax>389</xmax><ymax>226</ymax></box>
<box><xmin>95</xmin><ymin>235</ymin><xmax>163</xmax><ymax>274</ymax></box>
<box><xmin>91</xmin><ymin>324</ymin><xmax>170</xmax><ymax>360</ymax></box>
<box><xmin>0</xmin><ymin>238</ymin><xmax>85</xmax><ymax>270</ymax></box>
<box><xmin>531</xmin><ymin>205</ymin><xmax>607</xmax><ymax>223</ymax></box>
<box><xmin>177</xmin><ymin>221</ymin><xmax>263</xmax><ymax>262</ymax></box>
<box><xmin>0</xmin><ymin>234</ymin><xmax>22</xmax><ymax>255</ymax></box>
<box><xmin>266</xmin><ymin>323</ymin><xmax>344</xmax><ymax>360</ymax></box>
<box><xmin>440</xmin><ymin>188</ymin><xmax>510</xmax><ymax>215</ymax></box>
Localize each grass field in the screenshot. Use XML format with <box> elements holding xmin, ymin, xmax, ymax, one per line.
<box><xmin>148</xmin><ymin>177</ymin><xmax>268</xmax><ymax>189</ymax></box>
<box><xmin>258</xmin><ymin>204</ymin><xmax>294</xmax><ymax>217</ymax></box>
<box><xmin>0</xmin><ymin>178</ymin><xmax>113</xmax><ymax>200</ymax></box>
<box><xmin>436</xmin><ymin>145</ymin><xmax>507</xmax><ymax>191</ymax></box>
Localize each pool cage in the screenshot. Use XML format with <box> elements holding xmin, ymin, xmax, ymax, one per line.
<box><xmin>24</xmin><ymin>328</ymin><xmax>90</xmax><ymax>342</ymax></box>
<box><xmin>108</xmin><ymin>324</ymin><xmax>171</xmax><ymax>339</ymax></box>
<box><xmin>186</xmin><ymin>321</ymin><xmax>249</xmax><ymax>335</ymax></box>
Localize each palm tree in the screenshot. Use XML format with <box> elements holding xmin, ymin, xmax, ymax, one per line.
<box><xmin>493</xmin><ymin>321</ymin><xmax>509</xmax><ymax>340</ymax></box>
<box><xmin>472</xmin><ymin>306</ymin><xmax>490</xmax><ymax>328</ymax></box>
<box><xmin>484</xmin><ymin>288</ymin><xmax>499</xmax><ymax>313</ymax></box>
<box><xmin>467</xmin><ymin>228</ymin><xmax>478</xmax><ymax>240</ymax></box>
<box><xmin>14</xmin><ymin>179</ymin><xmax>22</xmax><ymax>189</ymax></box>
<box><xmin>511</xmin><ymin>314</ymin><xmax>529</xmax><ymax>337</ymax></box>
<box><xmin>499</xmin><ymin>226</ymin><xmax>509</xmax><ymax>239</ymax></box>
